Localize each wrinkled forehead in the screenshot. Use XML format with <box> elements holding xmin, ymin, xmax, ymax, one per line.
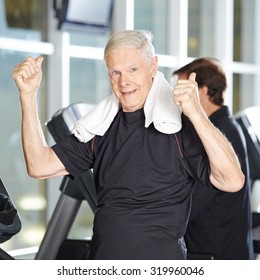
<box><xmin>106</xmin><ymin>48</ymin><xmax>148</xmax><ymax>67</ymax></box>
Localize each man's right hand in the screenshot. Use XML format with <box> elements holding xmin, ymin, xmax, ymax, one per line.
<box><xmin>12</xmin><ymin>56</ymin><xmax>44</xmax><ymax>96</ymax></box>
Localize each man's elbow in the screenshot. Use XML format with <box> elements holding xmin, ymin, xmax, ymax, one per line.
<box><xmin>228</xmin><ymin>172</ymin><xmax>245</xmax><ymax>192</ymax></box>
<box><xmin>211</xmin><ymin>171</ymin><xmax>245</xmax><ymax>192</ymax></box>
<box><xmin>26</xmin><ymin>160</ymin><xmax>68</xmax><ymax>179</ymax></box>
<box><xmin>25</xmin><ymin>149</ymin><xmax>60</xmax><ymax>179</ymax></box>
<box><xmin>27</xmin><ymin>166</ymin><xmax>43</xmax><ymax>179</ymax></box>
<box><xmin>26</xmin><ymin>163</ymin><xmax>48</xmax><ymax>179</ymax></box>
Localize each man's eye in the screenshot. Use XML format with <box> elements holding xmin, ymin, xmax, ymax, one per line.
<box><xmin>130</xmin><ymin>68</ymin><xmax>137</xmax><ymax>72</ymax></box>
<box><xmin>111</xmin><ymin>71</ymin><xmax>120</xmax><ymax>75</ymax></box>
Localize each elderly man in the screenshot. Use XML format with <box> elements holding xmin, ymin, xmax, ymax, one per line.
<box><xmin>13</xmin><ymin>30</ymin><xmax>244</xmax><ymax>259</ymax></box>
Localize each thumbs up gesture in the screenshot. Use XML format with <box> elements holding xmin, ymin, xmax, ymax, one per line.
<box><xmin>13</xmin><ymin>56</ymin><xmax>44</xmax><ymax>97</ymax></box>
<box><xmin>173</xmin><ymin>72</ymin><xmax>202</xmax><ymax>118</ymax></box>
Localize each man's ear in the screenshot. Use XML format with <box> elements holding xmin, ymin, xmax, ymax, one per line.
<box><xmin>199</xmin><ymin>85</ymin><xmax>209</xmax><ymax>101</ymax></box>
<box><xmin>151</xmin><ymin>56</ymin><xmax>158</xmax><ymax>77</ymax></box>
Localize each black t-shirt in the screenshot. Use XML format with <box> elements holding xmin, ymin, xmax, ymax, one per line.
<box><xmin>52</xmin><ymin>108</ymin><xmax>211</xmax><ymax>259</ymax></box>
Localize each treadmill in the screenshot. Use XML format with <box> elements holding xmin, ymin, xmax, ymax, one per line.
<box><xmin>0</xmin><ymin>178</ymin><xmax>22</xmax><ymax>259</ymax></box>
<box><xmin>235</xmin><ymin>106</ymin><xmax>260</xmax><ymax>254</ymax></box>
<box><xmin>35</xmin><ymin>103</ymin><xmax>97</xmax><ymax>260</ymax></box>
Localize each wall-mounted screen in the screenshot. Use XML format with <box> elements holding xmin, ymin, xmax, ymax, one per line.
<box><xmin>57</xmin><ymin>0</ymin><xmax>113</xmax><ymax>33</ymax></box>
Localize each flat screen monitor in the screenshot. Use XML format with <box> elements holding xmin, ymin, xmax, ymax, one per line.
<box><xmin>58</xmin><ymin>0</ymin><xmax>113</xmax><ymax>33</ymax></box>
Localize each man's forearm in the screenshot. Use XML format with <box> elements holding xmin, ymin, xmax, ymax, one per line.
<box><xmin>190</xmin><ymin>112</ymin><xmax>244</xmax><ymax>192</ymax></box>
<box><xmin>20</xmin><ymin>94</ymin><xmax>52</xmax><ymax>178</ymax></box>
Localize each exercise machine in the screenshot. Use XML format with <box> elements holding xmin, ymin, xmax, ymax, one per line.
<box><xmin>35</xmin><ymin>102</ymin><xmax>97</xmax><ymax>260</ymax></box>
<box><xmin>0</xmin><ymin>178</ymin><xmax>22</xmax><ymax>259</ymax></box>
<box><xmin>235</xmin><ymin>106</ymin><xmax>260</xmax><ymax>255</ymax></box>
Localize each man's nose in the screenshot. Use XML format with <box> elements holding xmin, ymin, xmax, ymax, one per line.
<box><xmin>119</xmin><ymin>73</ymin><xmax>130</xmax><ymax>86</ymax></box>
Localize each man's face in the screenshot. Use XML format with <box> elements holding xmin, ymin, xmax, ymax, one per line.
<box><xmin>106</xmin><ymin>47</ymin><xmax>158</xmax><ymax>112</ymax></box>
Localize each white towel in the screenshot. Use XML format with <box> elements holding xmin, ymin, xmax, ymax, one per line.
<box><xmin>144</xmin><ymin>71</ymin><xmax>181</xmax><ymax>133</ymax></box>
<box><xmin>72</xmin><ymin>71</ymin><xmax>182</xmax><ymax>143</ymax></box>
